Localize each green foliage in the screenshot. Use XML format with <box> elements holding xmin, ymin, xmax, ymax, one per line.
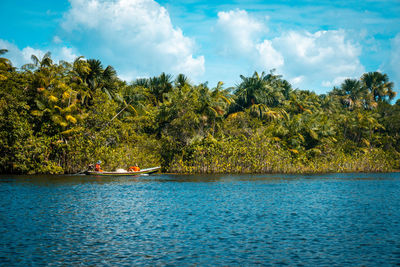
<box><xmin>168</xmin><ymin>134</ymin><xmax>395</xmax><ymax>174</ymax></box>
<box><xmin>0</xmin><ymin>51</ymin><xmax>399</xmax><ymax>174</ymax></box>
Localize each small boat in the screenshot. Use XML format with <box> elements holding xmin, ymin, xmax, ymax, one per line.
<box><xmin>85</xmin><ymin>166</ymin><xmax>161</xmax><ymax>176</ymax></box>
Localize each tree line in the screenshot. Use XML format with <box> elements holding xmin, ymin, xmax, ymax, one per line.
<box><xmin>0</xmin><ymin>49</ymin><xmax>399</xmax><ymax>174</ymax></box>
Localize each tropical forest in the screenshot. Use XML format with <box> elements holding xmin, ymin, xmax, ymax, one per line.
<box><xmin>0</xmin><ymin>49</ymin><xmax>399</xmax><ymax>174</ymax></box>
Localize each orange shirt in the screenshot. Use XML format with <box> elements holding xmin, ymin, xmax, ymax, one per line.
<box><xmin>129</xmin><ymin>166</ymin><xmax>140</xmax><ymax>172</ymax></box>
<box><xmin>95</xmin><ymin>164</ymin><xmax>102</xmax><ymax>171</ymax></box>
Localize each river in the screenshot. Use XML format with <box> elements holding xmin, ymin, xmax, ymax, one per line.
<box><xmin>1</xmin><ymin>173</ymin><xmax>400</xmax><ymax>266</ymax></box>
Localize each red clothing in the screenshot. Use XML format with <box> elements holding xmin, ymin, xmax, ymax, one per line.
<box><xmin>129</xmin><ymin>166</ymin><xmax>140</xmax><ymax>172</ymax></box>
<box><xmin>95</xmin><ymin>164</ymin><xmax>102</xmax><ymax>172</ymax></box>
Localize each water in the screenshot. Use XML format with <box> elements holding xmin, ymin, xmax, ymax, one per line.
<box><xmin>1</xmin><ymin>173</ymin><xmax>400</xmax><ymax>266</ymax></box>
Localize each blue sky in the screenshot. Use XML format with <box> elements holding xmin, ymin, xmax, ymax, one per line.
<box><xmin>1</xmin><ymin>0</ymin><xmax>399</xmax><ymax>96</ymax></box>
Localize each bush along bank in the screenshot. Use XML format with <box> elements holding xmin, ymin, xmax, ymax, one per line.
<box><xmin>0</xmin><ymin>51</ymin><xmax>399</xmax><ymax>174</ymax></box>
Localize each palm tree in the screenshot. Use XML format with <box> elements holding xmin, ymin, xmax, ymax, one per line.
<box><xmin>23</xmin><ymin>52</ymin><xmax>56</xmax><ymax>92</ymax></box>
<box><xmin>210</xmin><ymin>81</ymin><xmax>232</xmax><ymax>113</ymax></box>
<box><xmin>22</xmin><ymin>56</ymin><xmax>85</xmax><ymax>135</ymax></box>
<box><xmin>71</xmin><ymin>56</ymin><xmax>90</xmax><ymax>83</ymax></box>
<box><xmin>175</xmin><ymin>73</ymin><xmax>190</xmax><ymax>89</ymax></box>
<box><xmin>337</xmin><ymin>78</ymin><xmax>366</xmax><ymax>110</ymax></box>
<box><xmin>24</xmin><ymin>52</ymin><xmax>53</xmax><ymax>71</ymax></box>
<box><xmin>0</xmin><ymin>49</ymin><xmax>13</xmax><ymax>72</ymax></box>
<box><xmin>361</xmin><ymin>72</ymin><xmax>396</xmax><ymax>103</ymax></box>
<box><xmin>133</xmin><ymin>78</ymin><xmax>149</xmax><ymax>88</ymax></box>
<box><xmin>249</xmin><ymin>104</ymin><xmax>287</xmax><ymax>122</ymax></box>
<box><xmin>284</xmin><ymin>90</ymin><xmax>315</xmax><ymax>114</ymax></box>
<box><xmin>21</xmin><ymin>52</ymin><xmax>57</xmax><ymax>99</ymax></box>
<box><xmin>134</xmin><ymin>73</ymin><xmax>173</xmax><ymax>106</ymax></box>
<box><xmin>85</xmin><ymin>59</ymin><xmax>118</xmax><ymax>100</ymax></box>
<box><xmin>86</xmin><ymin>59</ymin><xmax>104</xmax><ymax>91</ymax></box>
<box><xmin>264</xmin><ymin>70</ymin><xmax>292</xmax><ymax>101</ymax></box>
<box><xmin>149</xmin><ymin>73</ymin><xmax>173</xmax><ymax>105</ymax></box>
<box><xmin>233</xmin><ymin>70</ymin><xmax>290</xmax><ymax>113</ymax></box>
<box><xmin>0</xmin><ymin>49</ymin><xmax>14</xmax><ymax>80</ymax></box>
<box><xmin>195</xmin><ymin>82</ymin><xmax>233</xmax><ymax>135</ymax></box>
<box><xmin>67</xmin><ymin>57</ymin><xmax>91</xmax><ymax>105</ymax></box>
<box><xmin>235</xmin><ymin>71</ymin><xmax>267</xmax><ymax>109</ymax></box>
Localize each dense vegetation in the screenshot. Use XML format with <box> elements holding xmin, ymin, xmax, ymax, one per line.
<box><xmin>1</xmin><ymin>50</ymin><xmax>399</xmax><ymax>174</ymax></box>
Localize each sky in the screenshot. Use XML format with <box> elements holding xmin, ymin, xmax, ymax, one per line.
<box><xmin>1</xmin><ymin>0</ymin><xmax>400</xmax><ymax>96</ymax></box>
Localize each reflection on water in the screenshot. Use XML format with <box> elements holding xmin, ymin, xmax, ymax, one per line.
<box><xmin>1</xmin><ymin>172</ymin><xmax>399</xmax><ymax>185</ymax></box>
<box><xmin>0</xmin><ymin>173</ymin><xmax>399</xmax><ymax>265</ymax></box>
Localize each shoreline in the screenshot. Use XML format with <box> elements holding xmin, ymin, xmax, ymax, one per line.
<box><xmin>2</xmin><ymin>170</ymin><xmax>400</xmax><ymax>176</ymax></box>
<box><xmin>163</xmin><ymin>170</ymin><xmax>400</xmax><ymax>175</ymax></box>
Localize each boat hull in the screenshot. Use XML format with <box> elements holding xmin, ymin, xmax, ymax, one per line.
<box><xmin>85</xmin><ymin>166</ymin><xmax>161</xmax><ymax>176</ymax></box>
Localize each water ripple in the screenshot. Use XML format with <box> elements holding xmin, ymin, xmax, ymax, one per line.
<box><xmin>0</xmin><ymin>173</ymin><xmax>400</xmax><ymax>265</ymax></box>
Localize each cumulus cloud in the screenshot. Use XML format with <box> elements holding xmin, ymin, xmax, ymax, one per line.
<box><xmin>216</xmin><ymin>9</ymin><xmax>266</xmax><ymax>54</ymax></box>
<box><xmin>52</xmin><ymin>36</ymin><xmax>63</xmax><ymax>44</ymax></box>
<box><xmin>58</xmin><ymin>47</ymin><xmax>78</xmax><ymax>62</ymax></box>
<box><xmin>255</xmin><ymin>40</ymin><xmax>284</xmax><ymax>70</ymax></box>
<box><xmin>0</xmin><ymin>40</ymin><xmax>41</xmax><ymax>67</ymax></box>
<box><xmin>273</xmin><ymin>30</ymin><xmax>364</xmax><ymax>89</ymax></box>
<box><xmin>61</xmin><ymin>0</ymin><xmax>205</xmax><ymax>81</ymax></box>
<box><xmin>390</xmin><ymin>33</ymin><xmax>400</xmax><ymax>91</ymax></box>
<box><xmin>215</xmin><ymin>10</ymin><xmax>281</xmax><ymax>70</ymax></box>
<box><xmin>0</xmin><ymin>39</ymin><xmax>77</xmax><ymax>67</ymax></box>
<box><xmin>215</xmin><ymin>9</ymin><xmax>365</xmax><ymax>92</ymax></box>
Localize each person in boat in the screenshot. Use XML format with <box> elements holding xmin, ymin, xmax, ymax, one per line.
<box><xmin>95</xmin><ymin>160</ymin><xmax>103</xmax><ymax>172</ymax></box>
<box><xmin>88</xmin><ymin>164</ymin><xmax>94</xmax><ymax>171</ymax></box>
<box><xmin>128</xmin><ymin>164</ymin><xmax>140</xmax><ymax>172</ymax></box>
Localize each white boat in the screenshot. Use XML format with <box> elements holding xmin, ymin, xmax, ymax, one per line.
<box><xmin>85</xmin><ymin>166</ymin><xmax>161</xmax><ymax>176</ymax></box>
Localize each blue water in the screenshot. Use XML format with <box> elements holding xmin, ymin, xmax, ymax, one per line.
<box><xmin>1</xmin><ymin>173</ymin><xmax>400</xmax><ymax>266</ymax></box>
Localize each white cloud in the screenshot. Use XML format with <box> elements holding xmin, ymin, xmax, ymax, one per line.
<box><xmin>0</xmin><ymin>40</ymin><xmax>44</xmax><ymax>67</ymax></box>
<box><xmin>322</xmin><ymin>77</ymin><xmax>351</xmax><ymax>87</ymax></box>
<box><xmin>58</xmin><ymin>47</ymin><xmax>78</xmax><ymax>62</ymax></box>
<box><xmin>216</xmin><ymin>9</ymin><xmax>266</xmax><ymax>54</ymax></box>
<box><xmin>390</xmin><ymin>33</ymin><xmax>400</xmax><ymax>91</ymax></box>
<box><xmin>52</xmin><ymin>36</ymin><xmax>63</xmax><ymax>44</ymax></box>
<box><xmin>61</xmin><ymin>0</ymin><xmax>205</xmax><ymax>81</ymax></box>
<box><xmin>0</xmin><ymin>40</ymin><xmax>41</xmax><ymax>67</ymax></box>
<box><xmin>290</xmin><ymin>75</ymin><xmax>305</xmax><ymax>86</ymax></box>
<box><xmin>215</xmin><ymin>9</ymin><xmax>365</xmax><ymax>92</ymax></box>
<box><xmin>273</xmin><ymin>30</ymin><xmax>364</xmax><ymax>90</ymax></box>
<box><xmin>216</xmin><ymin>9</ymin><xmax>280</xmax><ymax>71</ymax></box>
<box><xmin>255</xmin><ymin>40</ymin><xmax>284</xmax><ymax>69</ymax></box>
<box><xmin>0</xmin><ymin>39</ymin><xmax>78</xmax><ymax>67</ymax></box>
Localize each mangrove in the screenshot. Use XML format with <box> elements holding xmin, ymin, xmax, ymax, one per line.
<box><xmin>0</xmin><ymin>50</ymin><xmax>399</xmax><ymax>174</ymax></box>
